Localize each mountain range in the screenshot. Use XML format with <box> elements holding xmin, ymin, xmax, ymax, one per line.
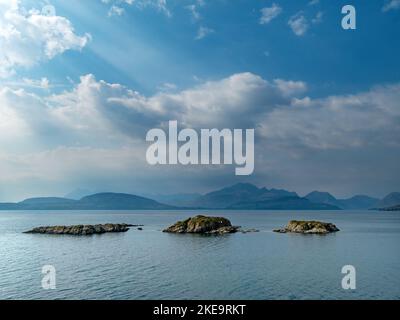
<box><xmin>181</xmin><ymin>183</ymin><xmax>339</xmax><ymax>210</ymax></box>
<box><xmin>376</xmin><ymin>192</ymin><xmax>400</xmax><ymax>209</ymax></box>
<box><xmin>0</xmin><ymin>193</ymin><xmax>174</xmax><ymax>210</ymax></box>
<box><xmin>304</xmin><ymin>191</ymin><xmax>380</xmax><ymax>210</ymax></box>
<box><xmin>0</xmin><ymin>183</ymin><xmax>398</xmax><ymax>211</ymax></box>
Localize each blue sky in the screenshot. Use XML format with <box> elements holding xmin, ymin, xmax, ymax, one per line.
<box><xmin>0</xmin><ymin>0</ymin><xmax>400</xmax><ymax>201</ymax></box>
<box><xmin>13</xmin><ymin>0</ymin><xmax>400</xmax><ymax>96</ymax></box>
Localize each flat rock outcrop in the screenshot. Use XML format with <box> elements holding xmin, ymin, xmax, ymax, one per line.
<box><xmin>273</xmin><ymin>220</ymin><xmax>339</xmax><ymax>234</ymax></box>
<box><xmin>163</xmin><ymin>215</ymin><xmax>240</xmax><ymax>234</ymax></box>
<box><xmin>24</xmin><ymin>223</ymin><xmax>140</xmax><ymax>235</ymax></box>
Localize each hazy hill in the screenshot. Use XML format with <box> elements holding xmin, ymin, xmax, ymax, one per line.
<box><xmin>77</xmin><ymin>193</ymin><xmax>173</xmax><ymax>210</ymax></box>
<box><xmin>187</xmin><ymin>183</ymin><xmax>298</xmax><ymax>209</ymax></box>
<box><xmin>305</xmin><ymin>191</ymin><xmax>379</xmax><ymax>209</ymax></box>
<box><xmin>142</xmin><ymin>193</ymin><xmax>202</xmax><ymax>207</ymax></box>
<box><xmin>18</xmin><ymin>197</ymin><xmax>77</xmax><ymax>210</ymax></box>
<box><xmin>64</xmin><ymin>188</ymin><xmax>93</xmax><ymax>200</ymax></box>
<box><xmin>377</xmin><ymin>192</ymin><xmax>400</xmax><ymax>208</ymax></box>
<box><xmin>305</xmin><ymin>191</ymin><xmax>341</xmax><ymax>207</ymax></box>
<box><xmin>338</xmin><ymin>195</ymin><xmax>379</xmax><ymax>210</ymax></box>
<box><xmin>0</xmin><ymin>193</ymin><xmax>173</xmax><ymax>210</ymax></box>
<box><xmin>0</xmin><ymin>185</ymin><xmax>394</xmax><ymax>211</ymax></box>
<box><xmin>228</xmin><ymin>196</ymin><xmax>340</xmax><ymax>210</ymax></box>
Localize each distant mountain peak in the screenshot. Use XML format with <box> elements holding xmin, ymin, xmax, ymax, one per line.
<box><xmin>64</xmin><ymin>188</ymin><xmax>93</xmax><ymax>200</ymax></box>
<box><xmin>0</xmin><ymin>186</ymin><xmax>395</xmax><ymax>211</ymax></box>
<box><xmin>222</xmin><ymin>183</ymin><xmax>260</xmax><ymax>192</ymax></box>
<box><xmin>306</xmin><ymin>191</ymin><xmax>337</xmax><ymax>200</ymax></box>
<box><xmin>306</xmin><ymin>191</ymin><xmax>380</xmax><ymax>210</ymax></box>
<box><xmin>187</xmin><ymin>183</ymin><xmax>298</xmax><ymax>209</ymax></box>
<box><xmin>78</xmin><ymin>192</ymin><xmax>173</xmax><ymax>210</ymax></box>
<box><xmin>377</xmin><ymin>192</ymin><xmax>400</xmax><ymax>208</ymax></box>
<box><xmin>0</xmin><ymin>192</ymin><xmax>173</xmax><ymax>210</ymax></box>
<box><xmin>80</xmin><ymin>192</ymin><xmax>145</xmax><ymax>200</ymax></box>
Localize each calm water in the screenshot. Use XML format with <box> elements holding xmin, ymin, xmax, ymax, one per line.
<box><xmin>0</xmin><ymin>210</ymin><xmax>399</xmax><ymax>300</ymax></box>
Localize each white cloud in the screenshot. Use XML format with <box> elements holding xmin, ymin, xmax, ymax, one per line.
<box><xmin>158</xmin><ymin>82</ymin><xmax>177</xmax><ymax>92</ymax></box>
<box><xmin>312</xmin><ymin>11</ymin><xmax>323</xmax><ymax>24</ymax></box>
<box><xmin>273</xmin><ymin>79</ymin><xmax>307</xmax><ymax>96</ymax></box>
<box><xmin>4</xmin><ymin>72</ymin><xmax>398</xmax><ymax>151</ymax></box>
<box><xmin>108</xmin><ymin>5</ymin><xmax>125</xmax><ymax>16</ymax></box>
<box><xmin>383</xmin><ymin>0</ymin><xmax>400</xmax><ymax>12</ymax></box>
<box><xmin>186</xmin><ymin>4</ymin><xmax>201</xmax><ymax>20</ymax></box>
<box><xmin>185</xmin><ymin>1</ymin><xmax>207</xmax><ymax>38</ymax></box>
<box><xmin>1</xmin><ymin>72</ymin><xmax>399</xmax><ymax>199</ymax></box>
<box><xmin>260</xmin><ymin>84</ymin><xmax>400</xmax><ymax>150</ymax></box>
<box><xmin>2</xmin><ymin>77</ymin><xmax>51</xmax><ymax>90</ymax></box>
<box><xmin>102</xmin><ymin>0</ymin><xmax>171</xmax><ymax>17</ymax></box>
<box><xmin>195</xmin><ymin>26</ymin><xmax>214</xmax><ymax>40</ymax></box>
<box><xmin>288</xmin><ymin>12</ymin><xmax>309</xmax><ymax>36</ymax></box>
<box><xmin>0</xmin><ymin>72</ymin><xmax>306</xmax><ymax>148</ymax></box>
<box><xmin>0</xmin><ymin>1</ymin><xmax>90</xmax><ymax>77</ymax></box>
<box><xmin>259</xmin><ymin>3</ymin><xmax>282</xmax><ymax>25</ymax></box>
<box><xmin>149</xmin><ymin>0</ymin><xmax>171</xmax><ymax>17</ymax></box>
<box><xmin>22</xmin><ymin>77</ymin><xmax>50</xmax><ymax>89</ymax></box>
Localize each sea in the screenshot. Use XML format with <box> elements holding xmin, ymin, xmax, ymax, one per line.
<box><xmin>0</xmin><ymin>210</ymin><xmax>399</xmax><ymax>300</ymax></box>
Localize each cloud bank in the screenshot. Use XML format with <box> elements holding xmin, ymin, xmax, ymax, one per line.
<box><xmin>0</xmin><ymin>71</ymin><xmax>399</xmax><ymax>200</ymax></box>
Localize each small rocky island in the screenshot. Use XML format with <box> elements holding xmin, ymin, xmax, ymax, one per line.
<box><xmin>274</xmin><ymin>220</ymin><xmax>339</xmax><ymax>235</ymax></box>
<box><xmin>163</xmin><ymin>215</ymin><xmax>240</xmax><ymax>234</ymax></box>
<box><xmin>24</xmin><ymin>223</ymin><xmax>141</xmax><ymax>235</ymax></box>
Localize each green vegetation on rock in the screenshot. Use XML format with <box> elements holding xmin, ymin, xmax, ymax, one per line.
<box><xmin>274</xmin><ymin>220</ymin><xmax>339</xmax><ymax>234</ymax></box>
<box><xmin>163</xmin><ymin>215</ymin><xmax>240</xmax><ymax>234</ymax></box>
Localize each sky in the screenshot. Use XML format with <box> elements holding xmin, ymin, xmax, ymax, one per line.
<box><xmin>0</xmin><ymin>0</ymin><xmax>399</xmax><ymax>201</ymax></box>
